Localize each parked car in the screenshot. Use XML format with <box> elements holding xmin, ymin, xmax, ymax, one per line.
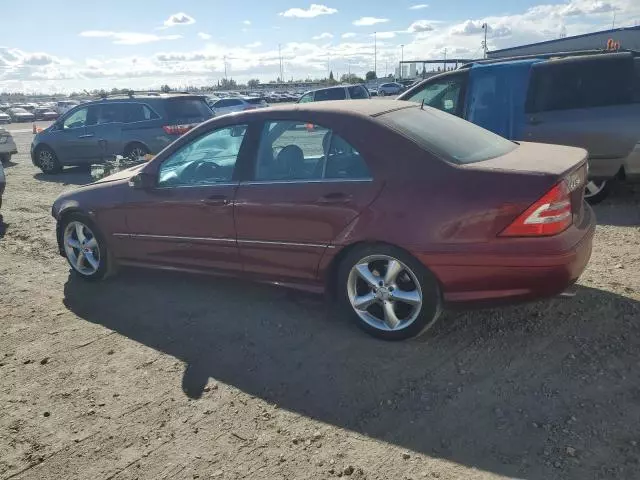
<box><xmin>0</xmin><ymin>111</ymin><xmax>10</xmax><ymax>124</ymax></box>
<box><xmin>31</xmin><ymin>93</ymin><xmax>213</xmax><ymax>174</ymax></box>
<box><xmin>210</xmin><ymin>97</ymin><xmax>268</xmax><ymax>116</ymax></box>
<box><xmin>34</xmin><ymin>107</ymin><xmax>59</xmax><ymax>121</ymax></box>
<box><xmin>377</xmin><ymin>83</ymin><xmax>405</xmax><ymax>96</ymax></box>
<box><xmin>298</xmin><ymin>85</ymin><xmax>370</xmax><ymax>103</ymax></box>
<box><xmin>7</xmin><ymin>107</ymin><xmax>35</xmax><ymax>122</ymax></box>
<box><xmin>55</xmin><ymin>100</ymin><xmax>80</xmax><ymax>115</ymax></box>
<box><xmin>51</xmin><ymin>100</ymin><xmax>594</xmax><ymax>340</ymax></box>
<box><xmin>398</xmin><ymin>51</ymin><xmax>640</xmax><ymax>203</ymax></box>
<box><xmin>0</xmin><ymin>127</ymin><xmax>17</xmax><ymax>164</ymax></box>
<box><xmin>368</xmin><ymin>88</ymin><xmax>378</xmax><ymax>97</ymax></box>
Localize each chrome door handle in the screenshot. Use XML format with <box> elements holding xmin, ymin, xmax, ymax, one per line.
<box><xmin>317</xmin><ymin>192</ymin><xmax>352</xmax><ymax>204</ymax></box>
<box><xmin>201</xmin><ymin>194</ymin><xmax>229</xmax><ymax>206</ymax></box>
<box><xmin>78</xmin><ymin>133</ymin><xmax>95</xmax><ymax>139</ymax></box>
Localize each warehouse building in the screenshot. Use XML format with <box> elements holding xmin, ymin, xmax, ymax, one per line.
<box><xmin>487</xmin><ymin>25</ymin><xmax>640</xmax><ymax>59</ymax></box>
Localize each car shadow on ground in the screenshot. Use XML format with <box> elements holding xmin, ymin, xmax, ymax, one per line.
<box><xmin>34</xmin><ymin>166</ymin><xmax>93</xmax><ymax>186</ymax></box>
<box><xmin>593</xmin><ymin>182</ymin><xmax>640</xmax><ymax>227</ymax></box>
<box><xmin>0</xmin><ymin>219</ymin><xmax>7</xmax><ymax>238</ymax></box>
<box><xmin>63</xmin><ymin>269</ymin><xmax>640</xmax><ymax>479</ymax></box>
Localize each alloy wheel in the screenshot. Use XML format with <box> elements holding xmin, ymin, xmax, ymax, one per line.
<box><xmin>63</xmin><ymin>221</ymin><xmax>101</xmax><ymax>276</ymax></box>
<box><xmin>39</xmin><ymin>150</ymin><xmax>55</xmax><ymax>171</ymax></box>
<box><xmin>584</xmin><ymin>180</ymin><xmax>607</xmax><ymax>199</ymax></box>
<box><xmin>347</xmin><ymin>255</ymin><xmax>423</xmax><ymax>332</ymax></box>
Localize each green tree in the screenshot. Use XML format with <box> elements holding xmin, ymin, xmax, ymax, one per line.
<box><xmin>160</xmin><ymin>84</ymin><xmax>171</xmax><ymax>93</ymax></box>
<box><xmin>329</xmin><ymin>70</ymin><xmax>335</xmax><ymax>81</ymax></box>
<box><xmin>365</xmin><ymin>70</ymin><xmax>377</xmax><ymax>81</ymax></box>
<box><xmin>340</xmin><ymin>73</ymin><xmax>365</xmax><ymax>84</ymax></box>
<box><xmin>247</xmin><ymin>79</ymin><xmax>260</xmax><ymax>88</ymax></box>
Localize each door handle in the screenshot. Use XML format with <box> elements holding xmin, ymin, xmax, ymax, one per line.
<box><xmin>527</xmin><ymin>117</ymin><xmax>542</xmax><ymax>126</ymax></box>
<box><xmin>316</xmin><ymin>192</ymin><xmax>352</xmax><ymax>204</ymax></box>
<box><xmin>78</xmin><ymin>133</ymin><xmax>95</xmax><ymax>139</ymax></box>
<box><xmin>201</xmin><ymin>194</ymin><xmax>230</xmax><ymax>206</ymax></box>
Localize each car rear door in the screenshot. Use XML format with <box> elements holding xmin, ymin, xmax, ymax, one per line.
<box><xmin>83</xmin><ymin>103</ymin><xmax>124</xmax><ymax>161</ymax></box>
<box><xmin>233</xmin><ymin>119</ymin><xmax>382</xmax><ymax>280</ymax></box>
<box><xmin>522</xmin><ymin>54</ymin><xmax>640</xmax><ymax>177</ymax></box>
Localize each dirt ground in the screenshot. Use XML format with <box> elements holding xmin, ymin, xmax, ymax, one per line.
<box><xmin>1</xmin><ymin>124</ymin><xmax>640</xmax><ymax>480</ymax></box>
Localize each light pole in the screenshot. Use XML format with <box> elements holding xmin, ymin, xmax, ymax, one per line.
<box><xmin>400</xmin><ymin>44</ymin><xmax>404</xmax><ymax>79</ymax></box>
<box><xmin>223</xmin><ymin>55</ymin><xmax>228</xmax><ymax>81</ymax></box>
<box><xmin>374</xmin><ymin>31</ymin><xmax>377</xmax><ymax>77</ymax></box>
<box><xmin>443</xmin><ymin>48</ymin><xmax>447</xmax><ymax>71</ymax></box>
<box><xmin>482</xmin><ymin>23</ymin><xmax>488</xmax><ymax>59</ymax></box>
<box><xmin>278</xmin><ymin>44</ymin><xmax>284</xmax><ymax>82</ymax></box>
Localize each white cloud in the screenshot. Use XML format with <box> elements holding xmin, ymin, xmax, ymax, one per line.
<box><xmin>342</xmin><ymin>32</ymin><xmax>357</xmax><ymax>38</ymax></box>
<box><xmin>243</xmin><ymin>20</ymin><xmax>251</xmax><ymax>25</ymax></box>
<box><xmin>198</xmin><ymin>32</ymin><xmax>212</xmax><ymax>40</ymax></box>
<box><xmin>312</xmin><ymin>32</ymin><xmax>334</xmax><ymax>40</ymax></box>
<box><xmin>163</xmin><ymin>12</ymin><xmax>195</xmax><ymax>27</ymax></box>
<box><xmin>409</xmin><ymin>4</ymin><xmax>429</xmax><ymax>9</ymax></box>
<box><xmin>408</xmin><ymin>20</ymin><xmax>434</xmax><ymax>33</ymax></box>
<box><xmin>374</xmin><ymin>31</ymin><xmax>396</xmax><ymax>39</ymax></box>
<box><xmin>353</xmin><ymin>17</ymin><xmax>389</xmax><ymax>26</ymax></box>
<box><xmin>79</xmin><ymin>31</ymin><xmax>182</xmax><ymax>45</ymax></box>
<box><xmin>279</xmin><ymin>4</ymin><xmax>338</xmax><ymax>18</ymax></box>
<box><xmin>246</xmin><ymin>41</ymin><xmax>262</xmax><ymax>48</ymax></box>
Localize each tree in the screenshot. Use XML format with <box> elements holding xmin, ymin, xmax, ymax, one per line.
<box><xmin>329</xmin><ymin>70</ymin><xmax>335</xmax><ymax>81</ymax></box>
<box><xmin>421</xmin><ymin>65</ymin><xmax>427</xmax><ymax>78</ymax></box>
<box><xmin>247</xmin><ymin>79</ymin><xmax>260</xmax><ymax>88</ymax></box>
<box><xmin>340</xmin><ymin>73</ymin><xmax>365</xmax><ymax>84</ymax></box>
<box><xmin>365</xmin><ymin>71</ymin><xmax>377</xmax><ymax>81</ymax></box>
<box><xmin>160</xmin><ymin>84</ymin><xmax>171</xmax><ymax>93</ymax></box>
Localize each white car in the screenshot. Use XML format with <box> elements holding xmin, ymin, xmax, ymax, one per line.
<box><xmin>0</xmin><ymin>111</ymin><xmax>10</xmax><ymax>124</ymax></box>
<box><xmin>0</xmin><ymin>127</ymin><xmax>18</xmax><ymax>164</ymax></box>
<box><xmin>210</xmin><ymin>97</ymin><xmax>268</xmax><ymax>116</ymax></box>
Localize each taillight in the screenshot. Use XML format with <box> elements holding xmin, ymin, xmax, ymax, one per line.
<box><xmin>163</xmin><ymin>123</ymin><xmax>197</xmax><ymax>135</ymax></box>
<box><xmin>500</xmin><ymin>181</ymin><xmax>573</xmax><ymax>237</ymax></box>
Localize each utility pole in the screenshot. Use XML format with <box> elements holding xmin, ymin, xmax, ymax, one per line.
<box><xmin>400</xmin><ymin>44</ymin><xmax>404</xmax><ymax>79</ymax></box>
<box><xmin>443</xmin><ymin>48</ymin><xmax>447</xmax><ymax>70</ymax></box>
<box><xmin>482</xmin><ymin>23</ymin><xmax>488</xmax><ymax>59</ymax></box>
<box><xmin>374</xmin><ymin>31</ymin><xmax>377</xmax><ymax>77</ymax></box>
<box><xmin>278</xmin><ymin>44</ymin><xmax>283</xmax><ymax>82</ymax></box>
<box><xmin>612</xmin><ymin>12</ymin><xmax>616</xmax><ymax>29</ymax></box>
<box><xmin>223</xmin><ymin>55</ymin><xmax>227</xmax><ymax>81</ymax></box>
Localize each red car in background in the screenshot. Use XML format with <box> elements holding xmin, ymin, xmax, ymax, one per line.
<box><xmin>51</xmin><ymin>100</ymin><xmax>595</xmax><ymax>340</ymax></box>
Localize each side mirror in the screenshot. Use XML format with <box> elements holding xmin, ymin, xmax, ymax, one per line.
<box><xmin>128</xmin><ymin>172</ymin><xmax>156</xmax><ymax>190</ymax></box>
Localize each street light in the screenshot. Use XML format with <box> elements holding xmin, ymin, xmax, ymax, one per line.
<box><xmin>374</xmin><ymin>31</ymin><xmax>377</xmax><ymax>77</ymax></box>
<box><xmin>400</xmin><ymin>44</ymin><xmax>404</xmax><ymax>79</ymax></box>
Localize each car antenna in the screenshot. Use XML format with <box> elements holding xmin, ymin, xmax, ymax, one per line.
<box><xmin>420</xmin><ymin>98</ymin><xmax>425</xmax><ymax>110</ymax></box>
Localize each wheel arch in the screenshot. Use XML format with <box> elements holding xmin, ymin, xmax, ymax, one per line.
<box><xmin>56</xmin><ymin>207</ymin><xmax>87</xmax><ymax>255</ymax></box>
<box><xmin>123</xmin><ymin>140</ymin><xmax>151</xmax><ymax>156</ymax></box>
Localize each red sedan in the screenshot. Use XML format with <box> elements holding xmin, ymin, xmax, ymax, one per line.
<box><xmin>52</xmin><ymin>100</ymin><xmax>595</xmax><ymax>340</ymax></box>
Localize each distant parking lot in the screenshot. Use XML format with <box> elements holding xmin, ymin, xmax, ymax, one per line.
<box><xmin>1</xmin><ymin>117</ymin><xmax>640</xmax><ymax>479</ymax></box>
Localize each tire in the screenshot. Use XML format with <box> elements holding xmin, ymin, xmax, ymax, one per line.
<box><xmin>584</xmin><ymin>179</ymin><xmax>610</xmax><ymax>205</ymax></box>
<box><xmin>337</xmin><ymin>244</ymin><xmax>442</xmax><ymax>340</ymax></box>
<box><xmin>36</xmin><ymin>146</ymin><xmax>62</xmax><ymax>174</ymax></box>
<box><xmin>60</xmin><ymin>213</ymin><xmax>114</xmax><ymax>281</ymax></box>
<box><xmin>379</xmin><ymin>90</ymin><xmax>386</xmax><ymax>97</ymax></box>
<box><xmin>123</xmin><ymin>143</ymin><xmax>150</xmax><ymax>161</ymax></box>
<box><xmin>0</xmin><ymin>154</ymin><xmax>9</xmax><ymax>166</ymax></box>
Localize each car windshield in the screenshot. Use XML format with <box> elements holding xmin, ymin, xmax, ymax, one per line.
<box><xmin>382</xmin><ymin>106</ymin><xmax>517</xmax><ymax>164</ymax></box>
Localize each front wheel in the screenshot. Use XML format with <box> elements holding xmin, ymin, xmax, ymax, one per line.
<box><xmin>36</xmin><ymin>146</ymin><xmax>61</xmax><ymax>174</ymax></box>
<box><xmin>379</xmin><ymin>90</ymin><xmax>386</xmax><ymax>97</ymax></box>
<box><xmin>338</xmin><ymin>245</ymin><xmax>442</xmax><ymax>340</ymax></box>
<box><xmin>123</xmin><ymin>143</ymin><xmax>150</xmax><ymax>161</ymax></box>
<box><xmin>584</xmin><ymin>179</ymin><xmax>610</xmax><ymax>204</ymax></box>
<box><xmin>61</xmin><ymin>214</ymin><xmax>113</xmax><ymax>281</ymax></box>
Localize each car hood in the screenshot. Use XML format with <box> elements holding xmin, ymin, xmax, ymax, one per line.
<box><xmin>91</xmin><ymin>163</ymin><xmax>146</xmax><ymax>185</ymax></box>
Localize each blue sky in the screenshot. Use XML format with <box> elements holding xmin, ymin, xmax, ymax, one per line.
<box><xmin>1</xmin><ymin>0</ymin><xmax>638</xmax><ymax>92</ymax></box>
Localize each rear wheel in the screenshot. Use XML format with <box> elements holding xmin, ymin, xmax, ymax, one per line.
<box><xmin>379</xmin><ymin>90</ymin><xmax>386</xmax><ymax>97</ymax></box>
<box><xmin>124</xmin><ymin>143</ymin><xmax>149</xmax><ymax>161</ymax></box>
<box><xmin>36</xmin><ymin>146</ymin><xmax>61</xmax><ymax>174</ymax></box>
<box><xmin>584</xmin><ymin>179</ymin><xmax>610</xmax><ymax>204</ymax></box>
<box><xmin>338</xmin><ymin>245</ymin><xmax>442</xmax><ymax>340</ymax></box>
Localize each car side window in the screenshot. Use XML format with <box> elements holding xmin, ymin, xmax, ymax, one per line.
<box><xmin>157</xmin><ymin>125</ymin><xmax>248</xmax><ymax>188</ymax></box>
<box><xmin>124</xmin><ymin>103</ymin><xmax>158</xmax><ymax>123</ymax></box>
<box><xmin>526</xmin><ymin>58</ymin><xmax>634</xmax><ymax>113</ymax></box>
<box><xmin>315</xmin><ymin>88</ymin><xmax>347</xmax><ymax>101</ymax></box>
<box><xmin>406</xmin><ymin>75</ymin><xmax>466</xmax><ymax>116</ymax></box>
<box><xmin>63</xmin><ymin>107</ymin><xmax>88</xmax><ymax>129</ymax></box>
<box><xmin>254</xmin><ymin>121</ymin><xmax>371</xmax><ymax>181</ymax></box>
<box><xmin>95</xmin><ymin>103</ymin><xmax>123</xmax><ymax>125</ymax></box>
<box><xmin>298</xmin><ymin>92</ymin><xmax>314</xmax><ymax>103</ymax></box>
<box><xmin>348</xmin><ymin>85</ymin><xmax>369</xmax><ymax>99</ymax></box>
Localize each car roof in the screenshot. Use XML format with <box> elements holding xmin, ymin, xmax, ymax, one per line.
<box><xmin>230</xmin><ymin>99</ymin><xmax>415</xmax><ymax>119</ymax></box>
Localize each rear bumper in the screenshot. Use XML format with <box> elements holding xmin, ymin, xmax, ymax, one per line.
<box><xmin>623</xmin><ymin>143</ymin><xmax>640</xmax><ymax>181</ymax></box>
<box><xmin>419</xmin><ymin>204</ymin><xmax>596</xmax><ymax>307</ymax></box>
<box><xmin>588</xmin><ymin>156</ymin><xmax>624</xmax><ymax>180</ymax></box>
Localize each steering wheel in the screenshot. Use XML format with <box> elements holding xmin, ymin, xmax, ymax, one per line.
<box><xmin>181</xmin><ymin>159</ymin><xmax>220</xmax><ymax>183</ymax></box>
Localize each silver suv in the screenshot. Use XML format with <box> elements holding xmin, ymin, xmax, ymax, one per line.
<box><xmin>298</xmin><ymin>85</ymin><xmax>370</xmax><ymax>103</ymax></box>
<box><xmin>399</xmin><ymin>51</ymin><xmax>640</xmax><ymax>203</ymax></box>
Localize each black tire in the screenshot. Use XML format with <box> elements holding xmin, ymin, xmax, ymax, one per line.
<box><xmin>36</xmin><ymin>145</ymin><xmax>62</xmax><ymax>174</ymax></box>
<box><xmin>584</xmin><ymin>179</ymin><xmax>611</xmax><ymax>205</ymax></box>
<box><xmin>59</xmin><ymin>213</ymin><xmax>115</xmax><ymax>281</ymax></box>
<box><xmin>379</xmin><ymin>90</ymin><xmax>386</xmax><ymax>97</ymax></box>
<box><xmin>337</xmin><ymin>244</ymin><xmax>442</xmax><ymax>340</ymax></box>
<box><xmin>123</xmin><ymin>143</ymin><xmax>149</xmax><ymax>161</ymax></box>
<box><xmin>0</xmin><ymin>154</ymin><xmax>9</xmax><ymax>166</ymax></box>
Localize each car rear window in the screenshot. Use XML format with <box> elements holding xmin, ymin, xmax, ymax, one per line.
<box><xmin>165</xmin><ymin>97</ymin><xmax>213</xmax><ymax>122</ymax></box>
<box><xmin>348</xmin><ymin>85</ymin><xmax>369</xmax><ymax>99</ymax></box>
<box><xmin>383</xmin><ymin>106</ymin><xmax>517</xmax><ymax>164</ymax></box>
<box><xmin>245</xmin><ymin>97</ymin><xmax>266</xmax><ymax>105</ymax></box>
<box><xmin>315</xmin><ymin>88</ymin><xmax>347</xmax><ymax>101</ymax></box>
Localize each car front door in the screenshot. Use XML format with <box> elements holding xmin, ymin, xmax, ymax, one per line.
<box><xmin>83</xmin><ymin>103</ymin><xmax>124</xmax><ymax>161</ymax></box>
<box><xmin>234</xmin><ymin>119</ymin><xmax>383</xmax><ymax>280</ymax></box>
<box><xmin>53</xmin><ymin>106</ymin><xmax>95</xmax><ymax>161</ymax></box>
<box><xmin>117</xmin><ymin>123</ymin><xmax>251</xmax><ymax>271</ymax></box>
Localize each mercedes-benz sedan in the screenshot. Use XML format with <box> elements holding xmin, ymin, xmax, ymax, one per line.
<box><xmin>52</xmin><ymin>100</ymin><xmax>595</xmax><ymax>340</ymax></box>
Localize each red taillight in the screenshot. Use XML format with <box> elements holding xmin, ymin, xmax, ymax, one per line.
<box><xmin>163</xmin><ymin>123</ymin><xmax>197</xmax><ymax>135</ymax></box>
<box><xmin>500</xmin><ymin>181</ymin><xmax>573</xmax><ymax>237</ymax></box>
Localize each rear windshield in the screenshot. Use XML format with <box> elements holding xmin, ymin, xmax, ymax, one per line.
<box><xmin>383</xmin><ymin>106</ymin><xmax>517</xmax><ymax>164</ymax></box>
<box><xmin>165</xmin><ymin>97</ymin><xmax>213</xmax><ymax>122</ymax></box>
<box><xmin>246</xmin><ymin>97</ymin><xmax>266</xmax><ymax>105</ymax></box>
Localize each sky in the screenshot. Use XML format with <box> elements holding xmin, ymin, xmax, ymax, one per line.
<box><xmin>1</xmin><ymin>0</ymin><xmax>639</xmax><ymax>93</ymax></box>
